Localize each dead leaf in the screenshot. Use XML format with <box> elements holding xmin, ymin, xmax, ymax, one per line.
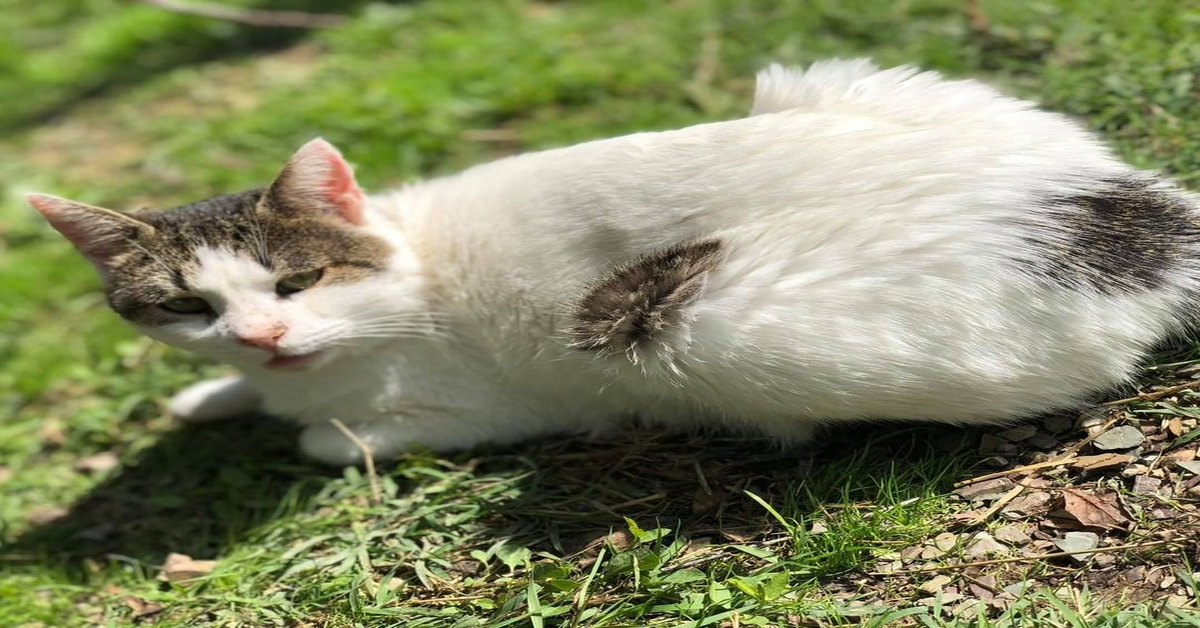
<box><xmin>1069</xmin><ymin>453</ymin><xmax>1134</xmax><ymax>472</ymax></box>
<box><xmin>124</xmin><ymin>596</ymin><xmax>164</xmax><ymax>620</ymax></box>
<box><xmin>39</xmin><ymin>419</ymin><xmax>66</xmax><ymax>448</ymax></box>
<box><xmin>1001</xmin><ymin>491</ymin><xmax>1053</xmax><ymax>517</ymax></box>
<box><xmin>692</xmin><ymin>486</ymin><xmax>728</xmax><ymax>514</ymax></box>
<box><xmin>158</xmin><ymin>553</ymin><xmax>216</xmax><ymax>584</ymax></box>
<box><xmin>920</xmin><ymin>575</ymin><xmax>953</xmax><ymax>594</ymax></box>
<box><xmin>74</xmin><ymin>452</ymin><xmax>120</xmax><ymax>474</ymax></box>
<box><xmin>1165</xmin><ymin>449</ymin><xmax>1196</xmax><ymax>463</ymax></box>
<box><xmin>1049</xmin><ymin>489</ymin><xmax>1131</xmax><ymax>531</ymax></box>
<box><xmin>25</xmin><ymin>505</ymin><xmax>68</xmax><ymax>525</ymax></box>
<box><xmin>1167</xmin><ymin>417</ymin><xmax>1185</xmax><ymax>438</ymax></box>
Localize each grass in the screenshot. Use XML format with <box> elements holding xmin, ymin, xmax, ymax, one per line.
<box><xmin>1</xmin><ymin>0</ymin><xmax>1199</xmax><ymax>626</ymax></box>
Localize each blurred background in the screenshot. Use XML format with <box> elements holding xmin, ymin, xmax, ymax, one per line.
<box><xmin>0</xmin><ymin>1</ymin><xmax>1196</xmax><ymax>625</ymax></box>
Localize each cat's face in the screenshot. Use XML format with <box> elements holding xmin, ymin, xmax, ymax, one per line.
<box><xmin>29</xmin><ymin>139</ymin><xmax>428</xmax><ymax>373</ymax></box>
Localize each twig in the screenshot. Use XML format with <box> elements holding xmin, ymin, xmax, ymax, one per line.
<box><xmin>409</xmin><ymin>594</ymin><xmax>492</xmax><ymax>605</ymax></box>
<box><xmin>967</xmin><ymin>413</ymin><xmax>1123</xmax><ymax>526</ymax></box>
<box><xmin>963</xmin><ymin>0</ymin><xmax>990</xmax><ymax>34</ymax></box>
<box><xmin>586</xmin><ymin>492</ymin><xmax>667</xmax><ymax>517</ymax></box>
<box><xmin>141</xmin><ymin>0</ymin><xmax>347</xmax><ymax>28</ymax></box>
<box><xmin>954</xmin><ymin>457</ymin><xmax>1080</xmax><ymax>488</ymax></box>
<box><xmin>329</xmin><ymin>418</ymin><xmax>382</xmax><ymax>505</ymax></box>
<box><xmin>693</xmin><ymin>460</ymin><xmax>713</xmax><ymax>496</ymax></box>
<box><xmin>873</xmin><ymin>539</ymin><xmax>1179</xmax><ymax>575</ymax></box>
<box><xmin>1100</xmin><ymin>380</ymin><xmax>1200</xmax><ymax>407</ymax></box>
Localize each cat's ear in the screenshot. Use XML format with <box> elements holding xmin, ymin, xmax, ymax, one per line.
<box><xmin>27</xmin><ymin>193</ymin><xmax>153</xmax><ymax>270</ymax></box>
<box><xmin>263</xmin><ymin>138</ymin><xmax>365</xmax><ymax>225</ymax></box>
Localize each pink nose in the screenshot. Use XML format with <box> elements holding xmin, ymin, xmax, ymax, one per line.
<box><xmin>237</xmin><ymin>327</ymin><xmax>286</xmax><ymax>351</ymax></box>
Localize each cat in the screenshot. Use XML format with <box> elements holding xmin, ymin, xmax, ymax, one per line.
<box><xmin>29</xmin><ymin>59</ymin><xmax>1200</xmax><ymax>466</ymax></box>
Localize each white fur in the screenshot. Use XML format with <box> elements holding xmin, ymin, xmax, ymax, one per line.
<box><xmin>170</xmin><ymin>375</ymin><xmax>260</xmax><ymax>422</ymax></box>
<box><xmin>168</xmin><ymin>60</ymin><xmax>1199</xmax><ymax>465</ymax></box>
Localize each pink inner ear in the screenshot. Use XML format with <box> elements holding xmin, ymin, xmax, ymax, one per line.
<box><xmin>27</xmin><ymin>194</ymin><xmax>126</xmax><ymax>265</ymax></box>
<box><xmin>311</xmin><ymin>142</ymin><xmax>365</xmax><ymax>225</ymax></box>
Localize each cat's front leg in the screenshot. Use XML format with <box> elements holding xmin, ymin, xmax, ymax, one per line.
<box><xmin>299</xmin><ymin>417</ymin><xmax>506</xmax><ymax>466</ymax></box>
<box><xmin>169</xmin><ymin>375</ymin><xmax>262</xmax><ymax>423</ymax></box>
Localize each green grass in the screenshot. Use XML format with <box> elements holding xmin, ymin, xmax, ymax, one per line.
<box><xmin>2</xmin><ymin>1</ymin><xmax>1199</xmax><ymax>626</ymax></box>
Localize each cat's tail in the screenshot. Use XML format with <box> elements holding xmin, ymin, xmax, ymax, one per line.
<box><xmin>750</xmin><ymin>58</ymin><xmax>1028</xmax><ymax>121</ymax></box>
<box><xmin>750</xmin><ymin>59</ymin><xmax>889</xmax><ymax>116</ymax></box>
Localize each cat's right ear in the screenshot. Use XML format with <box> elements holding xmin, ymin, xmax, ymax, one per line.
<box><xmin>27</xmin><ymin>194</ymin><xmax>153</xmax><ymax>271</ymax></box>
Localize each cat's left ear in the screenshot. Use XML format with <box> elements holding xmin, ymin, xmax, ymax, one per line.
<box><xmin>263</xmin><ymin>138</ymin><xmax>365</xmax><ymax>225</ymax></box>
<box><xmin>27</xmin><ymin>193</ymin><xmax>154</xmax><ymax>272</ymax></box>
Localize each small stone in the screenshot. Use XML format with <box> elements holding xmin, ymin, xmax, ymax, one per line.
<box><xmin>955</xmin><ymin>478</ymin><xmax>1015</xmax><ymax>502</ymax></box>
<box><xmin>920</xmin><ymin>545</ymin><xmax>946</xmax><ymax>560</ymax></box>
<box><xmin>1166</xmin><ymin>595</ymin><xmax>1192</xmax><ymax>608</ymax></box>
<box><xmin>1176</xmin><ymin>460</ymin><xmax>1200</xmax><ymax>476</ymax></box>
<box><xmin>951</xmin><ymin>600</ymin><xmax>981</xmax><ymax>620</ymax></box>
<box><xmin>993</xmin><ymin>524</ymin><xmax>1032</xmax><ymax>545</ymax></box>
<box><xmin>1071</xmin><ymin>453</ymin><xmax>1134</xmax><ymax>472</ymax></box>
<box><xmin>1132</xmin><ymin>476</ymin><xmax>1163</xmax><ymax>495</ymax></box>
<box><xmin>964</xmin><ymin>532</ymin><xmax>1008</xmax><ymax>558</ymax></box>
<box><xmin>1053</xmin><ymin>532</ymin><xmax>1100</xmax><ymax>562</ymax></box>
<box><xmin>1160</xmin><ymin>575</ymin><xmax>1177</xmax><ymax>590</ymax></box>
<box><xmin>997</xmin><ymin>425</ymin><xmax>1038</xmax><ymax>442</ymax></box>
<box><xmin>1045</xmin><ymin>415</ymin><xmax>1075</xmax><ymax>433</ymax></box>
<box><xmin>1124</xmin><ymin>566</ymin><xmax>1146</xmax><ymax>583</ymax></box>
<box><xmin>1079</xmin><ymin>408</ymin><xmax>1109</xmax><ymax>430</ymax></box>
<box><xmin>1002</xmin><ymin>582</ymin><xmax>1031</xmax><ymax>598</ymax></box>
<box><xmin>979</xmin><ymin>434</ymin><xmax>1013</xmax><ymax>455</ymax></box>
<box><xmin>1123</xmin><ymin>464</ymin><xmax>1150</xmax><ymax>477</ymax></box>
<box><xmin>920</xmin><ymin>575</ymin><xmax>953</xmax><ymax>594</ymax></box>
<box><xmin>933</xmin><ymin>532</ymin><xmax>959</xmax><ymax>552</ymax></box>
<box><xmin>1026</xmin><ymin>432</ymin><xmax>1060</xmax><ymax>450</ymax></box>
<box><xmin>1092</xmin><ymin>426</ymin><xmax>1145</xmax><ymax>451</ymax></box>
<box><xmin>809</xmin><ymin>520</ymin><xmax>829</xmax><ymax>535</ymax></box>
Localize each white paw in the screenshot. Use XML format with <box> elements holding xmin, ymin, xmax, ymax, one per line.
<box><xmin>299</xmin><ymin>422</ymin><xmax>410</xmax><ymax>466</ymax></box>
<box><xmin>169</xmin><ymin>376</ymin><xmax>261</xmax><ymax>423</ymax></box>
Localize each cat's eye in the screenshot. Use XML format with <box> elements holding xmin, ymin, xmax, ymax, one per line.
<box><xmin>160</xmin><ymin>296</ymin><xmax>211</xmax><ymax>315</ymax></box>
<box><xmin>277</xmin><ymin>269</ymin><xmax>324</xmax><ymax>295</ymax></box>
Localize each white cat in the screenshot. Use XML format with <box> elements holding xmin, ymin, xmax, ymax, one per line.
<box><xmin>30</xmin><ymin>59</ymin><xmax>1199</xmax><ymax>465</ymax></box>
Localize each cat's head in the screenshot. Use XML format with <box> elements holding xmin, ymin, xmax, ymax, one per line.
<box><xmin>29</xmin><ymin>139</ymin><xmax>429</xmax><ymax>373</ymax></box>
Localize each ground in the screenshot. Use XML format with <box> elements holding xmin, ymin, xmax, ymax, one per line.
<box><xmin>1</xmin><ymin>1</ymin><xmax>1199</xmax><ymax>626</ymax></box>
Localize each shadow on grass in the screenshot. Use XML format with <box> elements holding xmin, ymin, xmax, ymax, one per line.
<box><xmin>10</xmin><ymin>416</ymin><xmax>332</xmax><ymax>568</ymax></box>
<box><xmin>10</xmin><ymin>418</ymin><xmax>983</xmax><ymax>581</ymax></box>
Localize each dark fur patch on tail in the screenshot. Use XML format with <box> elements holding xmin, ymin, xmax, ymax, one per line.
<box><xmin>1023</xmin><ymin>176</ymin><xmax>1200</xmax><ymax>294</ymax></box>
<box><xmin>569</xmin><ymin>238</ymin><xmax>725</xmax><ymax>355</ymax></box>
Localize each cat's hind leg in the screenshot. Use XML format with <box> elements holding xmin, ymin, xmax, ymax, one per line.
<box><xmin>169</xmin><ymin>375</ymin><xmax>261</xmax><ymax>422</ymax></box>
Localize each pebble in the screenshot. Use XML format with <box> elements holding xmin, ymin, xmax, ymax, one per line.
<box><xmin>1132</xmin><ymin>476</ymin><xmax>1164</xmax><ymax>495</ymax></box>
<box><xmin>964</xmin><ymin>532</ymin><xmax>1008</xmax><ymax>558</ymax></box>
<box><xmin>997</xmin><ymin>425</ymin><xmax>1039</xmax><ymax>442</ymax></box>
<box><xmin>1092</xmin><ymin>426</ymin><xmax>1145</xmax><ymax>451</ymax></box>
<box><xmin>1053</xmin><ymin>532</ymin><xmax>1100</xmax><ymax>562</ymax></box>
<box><xmin>1176</xmin><ymin>460</ymin><xmax>1200</xmax><ymax>476</ymax></box>
<box><xmin>993</xmin><ymin>524</ymin><xmax>1032</xmax><ymax>545</ymax></box>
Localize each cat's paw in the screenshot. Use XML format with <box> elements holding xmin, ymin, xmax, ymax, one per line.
<box><xmin>299</xmin><ymin>421</ymin><xmax>409</xmax><ymax>466</ymax></box>
<box><xmin>169</xmin><ymin>375</ymin><xmax>261</xmax><ymax>423</ymax></box>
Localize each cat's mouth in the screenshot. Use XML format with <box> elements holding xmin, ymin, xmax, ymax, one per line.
<box><xmin>265</xmin><ymin>351</ymin><xmax>322</xmax><ymax>370</ymax></box>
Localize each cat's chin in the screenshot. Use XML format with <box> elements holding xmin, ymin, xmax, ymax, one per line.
<box><xmin>264</xmin><ymin>351</ymin><xmax>323</xmax><ymax>370</ymax></box>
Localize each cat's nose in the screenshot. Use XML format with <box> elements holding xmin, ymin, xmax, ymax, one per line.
<box><xmin>236</xmin><ymin>327</ymin><xmax>287</xmax><ymax>351</ymax></box>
